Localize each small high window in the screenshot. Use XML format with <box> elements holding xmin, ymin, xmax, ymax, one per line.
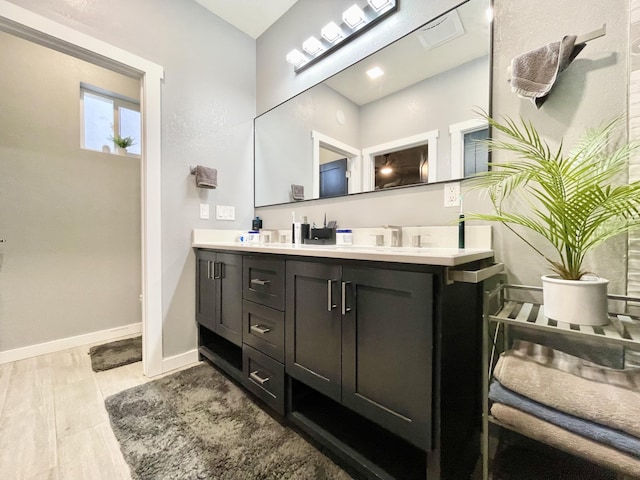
<box><xmin>80</xmin><ymin>84</ymin><xmax>141</xmax><ymax>155</ymax></box>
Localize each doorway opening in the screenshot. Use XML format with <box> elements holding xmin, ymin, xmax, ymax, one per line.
<box><xmin>0</xmin><ymin>2</ymin><xmax>163</xmax><ymax>376</ymax></box>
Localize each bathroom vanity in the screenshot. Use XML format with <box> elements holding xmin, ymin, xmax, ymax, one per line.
<box><xmin>193</xmin><ymin>234</ymin><xmax>500</xmax><ymax>479</ymax></box>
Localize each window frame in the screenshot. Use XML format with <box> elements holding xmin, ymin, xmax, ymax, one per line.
<box><xmin>80</xmin><ymin>83</ymin><xmax>141</xmax><ymax>155</ymax></box>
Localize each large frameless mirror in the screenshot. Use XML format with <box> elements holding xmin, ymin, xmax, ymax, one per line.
<box><xmin>254</xmin><ymin>0</ymin><xmax>491</xmax><ymax>207</ymax></box>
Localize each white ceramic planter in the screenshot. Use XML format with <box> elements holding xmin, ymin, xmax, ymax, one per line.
<box><xmin>541</xmin><ymin>275</ymin><xmax>609</xmax><ymax>326</ymax></box>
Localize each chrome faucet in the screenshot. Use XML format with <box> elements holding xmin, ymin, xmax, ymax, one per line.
<box><xmin>383</xmin><ymin>225</ymin><xmax>402</xmax><ymax>247</ymax></box>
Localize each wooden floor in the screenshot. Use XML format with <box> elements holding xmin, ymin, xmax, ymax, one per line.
<box><xmin>0</xmin><ymin>339</ymin><xmax>195</xmax><ymax>480</ymax></box>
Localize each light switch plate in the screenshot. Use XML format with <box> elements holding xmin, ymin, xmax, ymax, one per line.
<box><xmin>199</xmin><ymin>203</ymin><xmax>210</xmax><ymax>219</ymax></box>
<box><xmin>216</xmin><ymin>205</ymin><xmax>235</xmax><ymax>221</ymax></box>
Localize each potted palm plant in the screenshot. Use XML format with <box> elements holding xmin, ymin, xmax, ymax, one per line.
<box><xmin>110</xmin><ymin>134</ymin><xmax>136</xmax><ymax>155</ymax></box>
<box><xmin>467</xmin><ymin>114</ymin><xmax>640</xmax><ymax>325</ymax></box>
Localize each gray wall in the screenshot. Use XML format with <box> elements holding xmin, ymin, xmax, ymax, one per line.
<box><xmin>256</xmin><ymin>0</ymin><xmax>631</xmax><ymax>293</ymax></box>
<box><xmin>0</xmin><ymin>31</ymin><xmax>141</xmax><ymax>351</ymax></box>
<box><xmin>8</xmin><ymin>0</ymin><xmax>256</xmax><ymax>357</ymax></box>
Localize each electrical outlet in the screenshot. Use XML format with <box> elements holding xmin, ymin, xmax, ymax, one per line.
<box><xmin>443</xmin><ymin>182</ymin><xmax>461</xmax><ymax>207</ymax></box>
<box><xmin>199</xmin><ymin>203</ymin><xmax>210</xmax><ymax>220</ymax></box>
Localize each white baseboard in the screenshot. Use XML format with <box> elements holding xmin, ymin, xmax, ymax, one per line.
<box><xmin>161</xmin><ymin>348</ymin><xmax>199</xmax><ymax>374</ymax></box>
<box><xmin>0</xmin><ymin>323</ymin><xmax>142</xmax><ymax>365</ymax></box>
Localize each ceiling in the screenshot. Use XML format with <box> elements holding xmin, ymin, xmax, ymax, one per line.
<box><xmin>194</xmin><ymin>0</ymin><xmax>300</xmax><ymax>39</ymax></box>
<box><xmin>324</xmin><ymin>0</ymin><xmax>489</xmax><ymax>106</ymax></box>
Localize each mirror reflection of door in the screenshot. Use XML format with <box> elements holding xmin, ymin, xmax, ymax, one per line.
<box><xmin>463</xmin><ymin>128</ymin><xmax>489</xmax><ymax>177</ymax></box>
<box><xmin>320</xmin><ymin>158</ymin><xmax>348</xmax><ymax>198</ymax></box>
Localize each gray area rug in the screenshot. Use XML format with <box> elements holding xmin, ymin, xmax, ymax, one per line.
<box><xmin>89</xmin><ymin>336</ymin><xmax>142</xmax><ymax>372</ymax></box>
<box><xmin>105</xmin><ymin>362</ymin><xmax>352</xmax><ymax>480</ymax></box>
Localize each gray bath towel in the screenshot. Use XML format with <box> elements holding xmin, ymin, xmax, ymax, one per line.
<box><xmin>494</xmin><ymin>345</ymin><xmax>640</xmax><ymax>438</ymax></box>
<box><xmin>510</xmin><ymin>35</ymin><xmax>585</xmax><ymax>108</ymax></box>
<box><xmin>489</xmin><ymin>381</ymin><xmax>640</xmax><ymax>458</ymax></box>
<box><xmin>195</xmin><ymin>165</ymin><xmax>217</xmax><ymax>189</ymax></box>
<box><xmin>508</xmin><ymin>340</ymin><xmax>640</xmax><ymax>390</ymax></box>
<box><xmin>491</xmin><ymin>403</ymin><xmax>640</xmax><ymax>478</ymax></box>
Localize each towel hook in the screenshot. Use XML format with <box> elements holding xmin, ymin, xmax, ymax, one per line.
<box><xmin>189</xmin><ymin>166</ymin><xmax>196</xmax><ymax>175</ymax></box>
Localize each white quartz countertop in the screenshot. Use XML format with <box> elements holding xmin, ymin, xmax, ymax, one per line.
<box><xmin>192</xmin><ymin>237</ymin><xmax>493</xmax><ymax>267</ymax></box>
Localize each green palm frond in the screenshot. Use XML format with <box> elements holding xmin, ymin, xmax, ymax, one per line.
<box><xmin>466</xmin><ymin>113</ymin><xmax>640</xmax><ymax>280</ymax></box>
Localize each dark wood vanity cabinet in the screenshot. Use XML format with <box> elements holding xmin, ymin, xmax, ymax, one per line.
<box><xmin>286</xmin><ymin>260</ymin><xmax>434</xmax><ymax>451</ymax></box>
<box><xmin>196</xmin><ymin>250</ymin><xmax>243</xmax><ymax>346</ymax></box>
<box><xmin>196</xmin><ymin>247</ymin><xmax>488</xmax><ymax>479</ymax></box>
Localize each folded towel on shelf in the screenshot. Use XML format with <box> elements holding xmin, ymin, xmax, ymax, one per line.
<box><xmin>491</xmin><ymin>403</ymin><xmax>640</xmax><ymax>479</ymax></box>
<box><xmin>494</xmin><ymin>345</ymin><xmax>640</xmax><ymax>438</ymax></box>
<box><xmin>489</xmin><ymin>381</ymin><xmax>640</xmax><ymax>458</ymax></box>
<box><xmin>291</xmin><ymin>184</ymin><xmax>304</xmax><ymax>201</ymax></box>
<box><xmin>195</xmin><ymin>165</ymin><xmax>217</xmax><ymax>189</ymax></box>
<box><xmin>509</xmin><ymin>340</ymin><xmax>640</xmax><ymax>390</ymax></box>
<box><xmin>510</xmin><ymin>35</ymin><xmax>585</xmax><ymax>108</ymax></box>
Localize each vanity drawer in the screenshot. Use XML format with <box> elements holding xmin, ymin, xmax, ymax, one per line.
<box><xmin>242</xmin><ymin>344</ymin><xmax>285</xmax><ymax>415</ymax></box>
<box><xmin>243</xmin><ymin>256</ymin><xmax>285</xmax><ymax>310</ymax></box>
<box><xmin>243</xmin><ymin>300</ymin><xmax>284</xmax><ymax>363</ymax></box>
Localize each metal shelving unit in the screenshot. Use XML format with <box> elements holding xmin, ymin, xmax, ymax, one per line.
<box><xmin>481</xmin><ymin>281</ymin><xmax>640</xmax><ymax>479</ymax></box>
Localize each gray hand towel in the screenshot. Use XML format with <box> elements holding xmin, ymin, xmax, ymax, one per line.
<box><xmin>510</xmin><ymin>35</ymin><xmax>585</xmax><ymax>108</ymax></box>
<box><xmin>195</xmin><ymin>165</ymin><xmax>217</xmax><ymax>189</ymax></box>
<box><xmin>291</xmin><ymin>184</ymin><xmax>304</xmax><ymax>201</ymax></box>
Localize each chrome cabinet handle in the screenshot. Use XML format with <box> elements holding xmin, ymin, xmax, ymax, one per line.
<box><xmin>213</xmin><ymin>262</ymin><xmax>222</xmax><ymax>279</ymax></box>
<box><xmin>342</xmin><ymin>281</ymin><xmax>352</xmax><ymax>314</ymax></box>
<box><xmin>327</xmin><ymin>279</ymin><xmax>337</xmax><ymax>311</ymax></box>
<box><xmin>207</xmin><ymin>261</ymin><xmax>211</xmax><ymax>279</ymax></box>
<box><xmin>250</xmin><ymin>324</ymin><xmax>271</xmax><ymax>335</ymax></box>
<box><xmin>250</xmin><ymin>278</ymin><xmax>270</xmax><ymax>286</ymax></box>
<box><xmin>249</xmin><ymin>370</ymin><xmax>270</xmax><ymax>385</ymax></box>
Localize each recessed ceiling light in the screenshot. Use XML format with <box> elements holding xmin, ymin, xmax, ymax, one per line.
<box><xmin>366</xmin><ymin>66</ymin><xmax>384</xmax><ymax>79</ymax></box>
<box><xmin>286</xmin><ymin>49</ymin><xmax>307</xmax><ymax>67</ymax></box>
<box><xmin>321</xmin><ymin>21</ymin><xmax>344</xmax><ymax>43</ymax></box>
<box><xmin>343</xmin><ymin>5</ymin><xmax>366</xmax><ymax>29</ymax></box>
<box><xmin>302</xmin><ymin>36</ymin><xmax>324</xmax><ymax>56</ymax></box>
<box><xmin>380</xmin><ymin>166</ymin><xmax>393</xmax><ymax>175</ymax></box>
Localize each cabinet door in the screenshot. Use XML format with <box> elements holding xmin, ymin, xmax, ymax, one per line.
<box><xmin>286</xmin><ymin>261</ymin><xmax>342</xmax><ymax>402</ymax></box>
<box><xmin>342</xmin><ymin>266</ymin><xmax>434</xmax><ymax>451</ymax></box>
<box><xmin>196</xmin><ymin>250</ymin><xmax>217</xmax><ymax>332</ymax></box>
<box><xmin>216</xmin><ymin>252</ymin><xmax>243</xmax><ymax>346</ymax></box>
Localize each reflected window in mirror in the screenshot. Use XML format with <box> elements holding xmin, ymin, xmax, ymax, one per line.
<box><xmin>374</xmin><ymin>145</ymin><xmax>428</xmax><ymax>190</ymax></box>
<box><xmin>463</xmin><ymin>128</ymin><xmax>489</xmax><ymax>177</ymax></box>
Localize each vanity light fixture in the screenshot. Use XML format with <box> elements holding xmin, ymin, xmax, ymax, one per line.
<box><xmin>366</xmin><ymin>66</ymin><xmax>384</xmax><ymax>79</ymax></box>
<box><xmin>286</xmin><ymin>48</ymin><xmax>308</xmax><ymax>67</ymax></box>
<box><xmin>380</xmin><ymin>165</ymin><xmax>393</xmax><ymax>174</ymax></box>
<box><xmin>343</xmin><ymin>4</ymin><xmax>366</xmax><ymax>29</ymax></box>
<box><xmin>302</xmin><ymin>36</ymin><xmax>324</xmax><ymax>56</ymax></box>
<box><xmin>321</xmin><ymin>21</ymin><xmax>344</xmax><ymax>43</ymax></box>
<box><xmin>367</xmin><ymin>0</ymin><xmax>394</xmax><ymax>12</ymax></box>
<box><xmin>287</xmin><ymin>0</ymin><xmax>397</xmax><ymax>73</ymax></box>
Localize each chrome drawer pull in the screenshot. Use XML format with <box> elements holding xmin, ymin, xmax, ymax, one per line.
<box><xmin>249</xmin><ymin>370</ymin><xmax>270</xmax><ymax>385</ymax></box>
<box><xmin>342</xmin><ymin>281</ymin><xmax>352</xmax><ymax>314</ymax></box>
<box><xmin>250</xmin><ymin>324</ymin><xmax>271</xmax><ymax>335</ymax></box>
<box><xmin>327</xmin><ymin>279</ymin><xmax>337</xmax><ymax>311</ymax></box>
<box><xmin>250</xmin><ymin>278</ymin><xmax>270</xmax><ymax>286</ymax></box>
